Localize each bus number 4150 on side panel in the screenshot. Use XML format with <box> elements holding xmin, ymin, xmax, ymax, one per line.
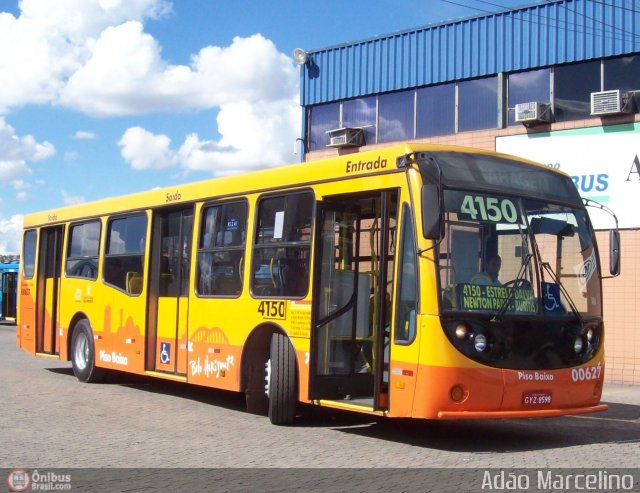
<box><xmin>258</xmin><ymin>300</ymin><xmax>286</xmax><ymax>320</ymax></box>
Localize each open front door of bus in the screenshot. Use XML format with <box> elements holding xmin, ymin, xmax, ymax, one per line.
<box><xmin>309</xmin><ymin>192</ymin><xmax>397</xmax><ymax>411</ymax></box>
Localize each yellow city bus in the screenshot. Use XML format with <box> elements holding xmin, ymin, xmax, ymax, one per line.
<box><xmin>17</xmin><ymin>143</ymin><xmax>620</xmax><ymax>424</ymax></box>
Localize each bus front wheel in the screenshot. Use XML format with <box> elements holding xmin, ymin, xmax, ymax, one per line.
<box><xmin>71</xmin><ymin>320</ymin><xmax>105</xmax><ymax>383</ymax></box>
<box><xmin>267</xmin><ymin>333</ymin><xmax>297</xmax><ymax>425</ymax></box>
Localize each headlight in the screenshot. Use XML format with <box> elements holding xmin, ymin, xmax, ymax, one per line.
<box><xmin>573</xmin><ymin>335</ymin><xmax>584</xmax><ymax>354</ymax></box>
<box><xmin>474</xmin><ymin>333</ymin><xmax>488</xmax><ymax>352</ymax></box>
<box><xmin>455</xmin><ymin>323</ymin><xmax>470</xmax><ymax>341</ymax></box>
<box><xmin>586</xmin><ymin>328</ymin><xmax>594</xmax><ymax>342</ymax></box>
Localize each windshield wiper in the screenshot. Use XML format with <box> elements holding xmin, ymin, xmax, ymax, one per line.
<box><xmin>539</xmin><ymin>261</ymin><xmax>584</xmax><ymax>325</ymax></box>
<box><xmin>491</xmin><ymin>252</ymin><xmax>533</xmax><ymax>322</ymax></box>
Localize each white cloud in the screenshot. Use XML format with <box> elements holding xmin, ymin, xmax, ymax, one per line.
<box><xmin>0</xmin><ymin>117</ymin><xmax>55</xmax><ymax>183</ymax></box>
<box><xmin>64</xmin><ymin>151</ymin><xmax>79</xmax><ymax>161</ymax></box>
<box><xmin>0</xmin><ymin>0</ymin><xmax>172</xmax><ymax>112</ymax></box>
<box><xmin>118</xmin><ymin>126</ymin><xmax>177</xmax><ymax>170</ymax></box>
<box><xmin>72</xmin><ymin>130</ymin><xmax>96</xmax><ymax>140</ymax></box>
<box><xmin>190</xmin><ymin>35</ymin><xmax>298</xmax><ymax>106</ymax></box>
<box><xmin>61</xmin><ymin>30</ymin><xmax>297</xmax><ymax>116</ymax></box>
<box><xmin>16</xmin><ymin>191</ymin><xmax>28</xmax><ymax>201</ymax></box>
<box><xmin>61</xmin><ymin>190</ymin><xmax>85</xmax><ymax>205</ymax></box>
<box><xmin>0</xmin><ymin>161</ymin><xmax>30</xmax><ymax>182</ymax></box>
<box><xmin>0</xmin><ymin>214</ymin><xmax>23</xmax><ymax>254</ymax></box>
<box><xmin>179</xmin><ymin>99</ymin><xmax>300</xmax><ymax>174</ymax></box>
<box><xmin>1</xmin><ymin>1</ymin><xmax>301</xmax><ymax>176</ymax></box>
<box><xmin>119</xmin><ymin>98</ymin><xmax>300</xmax><ymax>176</ymax></box>
<box><xmin>12</xmin><ymin>179</ymin><xmax>31</xmax><ymax>190</ymax></box>
<box><xmin>112</xmin><ymin>30</ymin><xmax>302</xmax><ymax>174</ymax></box>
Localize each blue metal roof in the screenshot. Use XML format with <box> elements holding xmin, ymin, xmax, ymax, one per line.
<box><xmin>300</xmin><ymin>0</ymin><xmax>640</xmax><ymax>106</ymax></box>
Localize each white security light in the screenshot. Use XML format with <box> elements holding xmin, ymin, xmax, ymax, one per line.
<box><xmin>292</xmin><ymin>48</ymin><xmax>309</xmax><ymax>65</ymax></box>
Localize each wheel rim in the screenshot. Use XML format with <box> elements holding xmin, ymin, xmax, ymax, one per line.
<box><xmin>264</xmin><ymin>359</ymin><xmax>271</xmax><ymax>397</ymax></box>
<box><xmin>75</xmin><ymin>332</ymin><xmax>89</xmax><ymax>371</ymax></box>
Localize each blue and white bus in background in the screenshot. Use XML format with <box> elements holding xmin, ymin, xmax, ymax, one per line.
<box><xmin>0</xmin><ymin>261</ymin><xmax>18</xmax><ymax>322</ymax></box>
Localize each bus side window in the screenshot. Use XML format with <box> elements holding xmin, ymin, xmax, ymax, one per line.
<box><xmin>66</xmin><ymin>220</ymin><xmax>101</xmax><ymax>280</ymax></box>
<box><xmin>252</xmin><ymin>191</ymin><xmax>313</xmax><ymax>298</ymax></box>
<box><xmin>104</xmin><ymin>214</ymin><xmax>147</xmax><ymax>295</ymax></box>
<box><xmin>196</xmin><ymin>200</ymin><xmax>247</xmax><ymax>297</ymax></box>
<box><xmin>395</xmin><ymin>205</ymin><xmax>418</xmax><ymax>343</ymax></box>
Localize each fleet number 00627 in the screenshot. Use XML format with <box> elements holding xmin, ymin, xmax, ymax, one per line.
<box><xmin>571</xmin><ymin>364</ymin><xmax>602</xmax><ymax>382</ymax></box>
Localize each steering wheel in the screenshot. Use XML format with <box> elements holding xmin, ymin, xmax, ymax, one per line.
<box><xmin>503</xmin><ymin>278</ymin><xmax>531</xmax><ymax>289</ymax></box>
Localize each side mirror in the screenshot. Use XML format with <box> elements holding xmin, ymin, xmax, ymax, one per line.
<box><xmin>421</xmin><ymin>184</ymin><xmax>442</xmax><ymax>240</ymax></box>
<box><xmin>609</xmin><ymin>229</ymin><xmax>620</xmax><ymax>276</ymax></box>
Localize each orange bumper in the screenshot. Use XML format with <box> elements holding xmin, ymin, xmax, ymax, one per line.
<box><xmin>437</xmin><ymin>403</ymin><xmax>608</xmax><ymax>419</ymax></box>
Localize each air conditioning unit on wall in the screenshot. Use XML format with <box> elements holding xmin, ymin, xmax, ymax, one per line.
<box><xmin>515</xmin><ymin>102</ymin><xmax>551</xmax><ymax>123</ymax></box>
<box><xmin>591</xmin><ymin>90</ymin><xmax>633</xmax><ymax>116</ymax></box>
<box><xmin>326</xmin><ymin>127</ymin><xmax>365</xmax><ymax>148</ymax></box>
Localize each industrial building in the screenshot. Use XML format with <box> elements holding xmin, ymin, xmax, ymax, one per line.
<box><xmin>296</xmin><ymin>0</ymin><xmax>640</xmax><ymax>384</ymax></box>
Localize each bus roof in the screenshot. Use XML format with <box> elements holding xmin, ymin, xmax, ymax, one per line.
<box><xmin>22</xmin><ymin>142</ymin><xmax>557</xmax><ymax>228</ymax></box>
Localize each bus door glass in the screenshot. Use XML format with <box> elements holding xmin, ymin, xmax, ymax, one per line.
<box><xmin>310</xmin><ymin>191</ymin><xmax>397</xmax><ymax>410</ymax></box>
<box><xmin>36</xmin><ymin>226</ymin><xmax>63</xmax><ymax>355</ymax></box>
<box><xmin>2</xmin><ymin>271</ymin><xmax>18</xmax><ymax>319</ymax></box>
<box><xmin>148</xmin><ymin>207</ymin><xmax>193</xmax><ymax>374</ymax></box>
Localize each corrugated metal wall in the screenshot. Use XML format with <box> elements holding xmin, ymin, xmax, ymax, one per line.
<box><xmin>301</xmin><ymin>0</ymin><xmax>640</xmax><ymax>106</ymax></box>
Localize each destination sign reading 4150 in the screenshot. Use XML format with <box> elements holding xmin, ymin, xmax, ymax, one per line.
<box><xmin>456</xmin><ymin>193</ymin><xmax>521</xmax><ymax>224</ymax></box>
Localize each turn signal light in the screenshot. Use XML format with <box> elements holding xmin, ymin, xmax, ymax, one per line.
<box><xmin>593</xmin><ymin>380</ymin><xmax>603</xmax><ymax>397</ymax></box>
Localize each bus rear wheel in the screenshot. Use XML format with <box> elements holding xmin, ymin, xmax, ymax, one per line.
<box><xmin>267</xmin><ymin>333</ymin><xmax>297</xmax><ymax>425</ymax></box>
<box><xmin>71</xmin><ymin>320</ymin><xmax>105</xmax><ymax>383</ymax></box>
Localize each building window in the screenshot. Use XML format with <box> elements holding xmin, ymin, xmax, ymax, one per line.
<box><xmin>458</xmin><ymin>76</ymin><xmax>498</xmax><ymax>132</ymax></box>
<box><xmin>604</xmin><ymin>55</ymin><xmax>640</xmax><ymax>91</ymax></box>
<box><xmin>66</xmin><ymin>221</ymin><xmax>101</xmax><ymax>279</ymax></box>
<box><xmin>104</xmin><ymin>214</ymin><xmax>147</xmax><ymax>295</ymax></box>
<box><xmin>378</xmin><ymin>91</ymin><xmax>414</xmax><ymax>143</ymax></box>
<box><xmin>22</xmin><ymin>230</ymin><xmax>37</xmax><ymax>279</ymax></box>
<box><xmin>508</xmin><ymin>68</ymin><xmax>551</xmax><ymax>125</ymax></box>
<box><xmin>416</xmin><ymin>83</ymin><xmax>455</xmax><ymax>137</ymax></box>
<box><xmin>604</xmin><ymin>55</ymin><xmax>640</xmax><ymax>109</ymax></box>
<box><xmin>197</xmin><ymin>200</ymin><xmax>247</xmax><ymax>297</ymax></box>
<box><xmin>308</xmin><ymin>103</ymin><xmax>340</xmax><ymax>151</ymax></box>
<box><xmin>343</xmin><ymin>96</ymin><xmax>376</xmax><ymax>145</ymax></box>
<box><xmin>554</xmin><ymin>60</ymin><xmax>601</xmax><ymax>122</ymax></box>
<box><xmin>252</xmin><ymin>191</ymin><xmax>313</xmax><ymax>298</ymax></box>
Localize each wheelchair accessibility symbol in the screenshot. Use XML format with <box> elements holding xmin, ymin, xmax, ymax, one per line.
<box><xmin>160</xmin><ymin>342</ymin><xmax>171</xmax><ymax>364</ymax></box>
<box><xmin>544</xmin><ymin>284</ymin><xmax>560</xmax><ymax>311</ymax></box>
<box><xmin>542</xmin><ymin>282</ymin><xmax>564</xmax><ymax>314</ymax></box>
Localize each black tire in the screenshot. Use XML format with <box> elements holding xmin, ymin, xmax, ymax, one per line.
<box><xmin>70</xmin><ymin>320</ymin><xmax>106</xmax><ymax>383</ymax></box>
<box><xmin>267</xmin><ymin>333</ymin><xmax>297</xmax><ymax>425</ymax></box>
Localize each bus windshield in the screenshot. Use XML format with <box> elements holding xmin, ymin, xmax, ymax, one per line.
<box><xmin>438</xmin><ymin>189</ymin><xmax>602</xmax><ymax>318</ymax></box>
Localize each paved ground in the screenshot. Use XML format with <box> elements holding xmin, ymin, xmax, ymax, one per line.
<box><xmin>0</xmin><ymin>322</ymin><xmax>638</xmax><ymax>490</ymax></box>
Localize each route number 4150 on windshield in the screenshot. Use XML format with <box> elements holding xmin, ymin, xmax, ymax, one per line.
<box><xmin>460</xmin><ymin>195</ymin><xmax>518</xmax><ymax>224</ymax></box>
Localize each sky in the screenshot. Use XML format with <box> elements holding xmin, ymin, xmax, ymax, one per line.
<box><xmin>0</xmin><ymin>0</ymin><xmax>536</xmax><ymax>254</ymax></box>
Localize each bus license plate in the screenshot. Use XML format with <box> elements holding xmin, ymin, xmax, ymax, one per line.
<box><xmin>522</xmin><ymin>390</ymin><xmax>552</xmax><ymax>406</ymax></box>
